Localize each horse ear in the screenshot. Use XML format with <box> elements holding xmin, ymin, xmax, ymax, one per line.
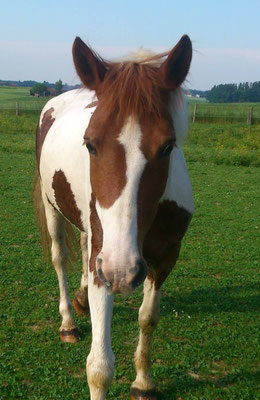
<box><xmin>72</xmin><ymin>37</ymin><xmax>107</xmax><ymax>91</ymax></box>
<box><xmin>159</xmin><ymin>35</ymin><xmax>192</xmax><ymax>90</ymax></box>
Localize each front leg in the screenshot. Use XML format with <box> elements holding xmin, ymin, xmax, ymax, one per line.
<box><xmin>42</xmin><ymin>188</ymin><xmax>78</xmax><ymax>342</ymax></box>
<box><xmin>131</xmin><ymin>278</ymin><xmax>161</xmax><ymax>400</ymax></box>
<box><xmin>131</xmin><ymin>200</ymin><xmax>191</xmax><ymax>399</ymax></box>
<box><xmin>87</xmin><ymin>272</ymin><xmax>114</xmax><ymax>400</ymax></box>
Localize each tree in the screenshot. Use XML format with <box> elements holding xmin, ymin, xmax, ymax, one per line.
<box><xmin>31</xmin><ymin>82</ymin><xmax>48</xmax><ymax>96</ymax></box>
<box><xmin>55</xmin><ymin>79</ymin><xmax>63</xmax><ymax>95</ymax></box>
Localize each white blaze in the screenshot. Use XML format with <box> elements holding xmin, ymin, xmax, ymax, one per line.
<box><xmin>96</xmin><ymin>117</ymin><xmax>147</xmax><ymax>267</ymax></box>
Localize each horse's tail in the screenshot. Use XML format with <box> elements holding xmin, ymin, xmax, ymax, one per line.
<box><xmin>33</xmin><ymin>170</ymin><xmax>79</xmax><ymax>267</ymax></box>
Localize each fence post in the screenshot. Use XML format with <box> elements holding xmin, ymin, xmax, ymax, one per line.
<box><xmin>192</xmin><ymin>103</ymin><xmax>197</xmax><ymax>123</ymax></box>
<box><xmin>16</xmin><ymin>102</ymin><xmax>19</xmax><ymax>116</ymax></box>
<box><xmin>247</xmin><ymin>106</ymin><xmax>253</xmax><ymax>125</ymax></box>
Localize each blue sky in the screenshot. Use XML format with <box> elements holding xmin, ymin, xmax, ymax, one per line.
<box><xmin>1</xmin><ymin>0</ymin><xmax>260</xmax><ymax>89</ymax></box>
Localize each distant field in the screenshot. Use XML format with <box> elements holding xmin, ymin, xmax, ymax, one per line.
<box><xmin>0</xmin><ymin>86</ymin><xmax>50</xmax><ymax>112</ymax></box>
<box><xmin>1</xmin><ymin>86</ymin><xmax>260</xmax><ymax>123</ymax></box>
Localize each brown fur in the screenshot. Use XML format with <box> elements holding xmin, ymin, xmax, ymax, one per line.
<box><xmin>84</xmin><ymin>108</ymin><xmax>127</xmax><ymax>209</ymax></box>
<box><xmin>36</xmin><ymin>107</ymin><xmax>55</xmax><ymax>170</ymax></box>
<box><xmin>73</xmin><ymin>35</ymin><xmax>192</xmax><ymax>125</ymax></box>
<box><xmin>97</xmin><ymin>61</ymin><xmax>169</xmax><ymax>123</ymax></box>
<box><xmin>143</xmin><ymin>200</ymin><xmax>192</xmax><ymax>289</ymax></box>
<box><xmin>52</xmin><ymin>170</ymin><xmax>84</xmax><ymax>231</ymax></box>
<box><xmin>89</xmin><ymin>194</ymin><xmax>103</xmax><ymax>287</ymax></box>
<box><xmin>33</xmin><ymin>171</ymin><xmax>79</xmax><ymax>268</ymax></box>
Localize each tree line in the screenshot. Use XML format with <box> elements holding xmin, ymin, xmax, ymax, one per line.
<box><xmin>30</xmin><ymin>80</ymin><xmax>63</xmax><ymax>96</ymax></box>
<box><xmin>206</xmin><ymin>82</ymin><xmax>260</xmax><ymax>103</ymax></box>
<box><xmin>0</xmin><ymin>79</ymin><xmax>81</xmax><ymax>93</ymax></box>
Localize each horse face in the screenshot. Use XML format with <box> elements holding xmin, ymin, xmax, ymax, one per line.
<box><xmin>73</xmin><ymin>35</ymin><xmax>192</xmax><ymax>294</ymax></box>
<box><xmin>84</xmin><ymin>109</ymin><xmax>175</xmax><ymax>294</ymax></box>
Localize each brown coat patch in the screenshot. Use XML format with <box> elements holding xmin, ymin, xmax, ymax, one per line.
<box><xmin>52</xmin><ymin>170</ymin><xmax>84</xmax><ymax>231</ymax></box>
<box><xmin>137</xmin><ymin>114</ymin><xmax>175</xmax><ymax>243</ymax></box>
<box><xmin>89</xmin><ymin>194</ymin><xmax>103</xmax><ymax>286</ymax></box>
<box><xmin>84</xmin><ymin>108</ymin><xmax>127</xmax><ymax>209</ymax></box>
<box><xmin>143</xmin><ymin>200</ymin><xmax>192</xmax><ymax>289</ymax></box>
<box><xmin>137</xmin><ymin>157</ymin><xmax>170</xmax><ymax>244</ymax></box>
<box><xmin>36</xmin><ymin>107</ymin><xmax>55</xmax><ymax>170</ymax></box>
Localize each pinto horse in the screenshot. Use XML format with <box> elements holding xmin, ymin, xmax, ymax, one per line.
<box><xmin>34</xmin><ymin>35</ymin><xmax>194</xmax><ymax>400</ymax></box>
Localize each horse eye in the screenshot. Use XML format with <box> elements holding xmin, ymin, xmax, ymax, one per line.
<box><xmin>159</xmin><ymin>142</ymin><xmax>174</xmax><ymax>158</ymax></box>
<box><xmin>86</xmin><ymin>142</ymin><xmax>97</xmax><ymax>156</ymax></box>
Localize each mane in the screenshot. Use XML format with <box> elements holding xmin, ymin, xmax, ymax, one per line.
<box><xmin>98</xmin><ymin>51</ymin><xmax>171</xmax><ymax>121</ymax></box>
<box><xmin>117</xmin><ymin>47</ymin><xmax>169</xmax><ymax>65</ymax></box>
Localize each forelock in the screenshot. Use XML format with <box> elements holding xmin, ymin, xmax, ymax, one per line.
<box><xmin>98</xmin><ymin>55</ymin><xmax>170</xmax><ymax>122</ymax></box>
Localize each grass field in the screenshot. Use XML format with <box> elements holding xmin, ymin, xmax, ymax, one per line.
<box><xmin>188</xmin><ymin>102</ymin><xmax>260</xmax><ymax>124</ymax></box>
<box><xmin>0</xmin><ymin>114</ymin><xmax>259</xmax><ymax>400</ymax></box>
<box><xmin>0</xmin><ymin>86</ymin><xmax>50</xmax><ymax>112</ymax></box>
<box><xmin>1</xmin><ymin>86</ymin><xmax>260</xmax><ymax>123</ymax></box>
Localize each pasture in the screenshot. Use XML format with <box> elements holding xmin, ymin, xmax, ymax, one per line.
<box><xmin>0</xmin><ymin>113</ymin><xmax>259</xmax><ymax>399</ymax></box>
<box><xmin>1</xmin><ymin>86</ymin><xmax>260</xmax><ymax>124</ymax></box>
<box><xmin>0</xmin><ymin>86</ymin><xmax>49</xmax><ymax>113</ymax></box>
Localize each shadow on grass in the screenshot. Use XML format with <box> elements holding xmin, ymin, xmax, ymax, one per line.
<box><xmin>160</xmin><ymin>283</ymin><xmax>260</xmax><ymax>315</ymax></box>
<box><xmin>75</xmin><ymin>283</ymin><xmax>259</xmax><ymax>339</ymax></box>
<box><xmin>158</xmin><ymin>370</ymin><xmax>259</xmax><ymax>399</ymax></box>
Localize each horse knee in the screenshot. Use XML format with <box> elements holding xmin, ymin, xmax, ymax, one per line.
<box><xmin>138</xmin><ymin>309</ymin><xmax>160</xmax><ymax>333</ymax></box>
<box><xmin>87</xmin><ymin>351</ymin><xmax>114</xmax><ymax>399</ymax></box>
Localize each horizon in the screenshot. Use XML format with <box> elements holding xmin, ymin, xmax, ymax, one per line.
<box><xmin>1</xmin><ymin>1</ymin><xmax>260</xmax><ymax>91</ymax></box>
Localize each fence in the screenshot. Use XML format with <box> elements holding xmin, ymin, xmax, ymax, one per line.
<box><xmin>1</xmin><ymin>100</ymin><xmax>260</xmax><ymax>124</ymax></box>
<box><xmin>188</xmin><ymin>103</ymin><xmax>260</xmax><ymax>124</ymax></box>
<box><xmin>0</xmin><ymin>100</ymin><xmax>49</xmax><ymax>115</ymax></box>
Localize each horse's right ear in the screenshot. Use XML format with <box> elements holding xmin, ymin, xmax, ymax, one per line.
<box><xmin>72</xmin><ymin>37</ymin><xmax>107</xmax><ymax>91</ymax></box>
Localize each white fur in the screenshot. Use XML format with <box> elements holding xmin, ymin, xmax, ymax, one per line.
<box><xmin>161</xmin><ymin>147</ymin><xmax>194</xmax><ymax>214</ymax></box>
<box><xmin>169</xmin><ymin>90</ymin><xmax>189</xmax><ymax>147</ymax></box>
<box><xmin>96</xmin><ymin>117</ymin><xmax>146</xmax><ymax>272</ymax></box>
<box><xmin>87</xmin><ymin>280</ymin><xmax>114</xmax><ymax>400</ymax></box>
<box><xmin>41</xmin><ymin>186</ymin><xmax>75</xmax><ymax>332</ymax></box>
<box><xmin>40</xmin><ymin>89</ymin><xmax>95</xmax><ymax>231</ymax></box>
<box><xmin>161</xmin><ymin>89</ymin><xmax>194</xmax><ymax>215</ymax></box>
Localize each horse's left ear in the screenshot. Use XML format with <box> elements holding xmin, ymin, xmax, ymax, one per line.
<box><xmin>159</xmin><ymin>35</ymin><xmax>192</xmax><ymax>90</ymax></box>
<box><xmin>72</xmin><ymin>37</ymin><xmax>107</xmax><ymax>91</ymax></box>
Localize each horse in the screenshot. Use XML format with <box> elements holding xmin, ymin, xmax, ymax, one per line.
<box><xmin>34</xmin><ymin>34</ymin><xmax>194</xmax><ymax>400</ymax></box>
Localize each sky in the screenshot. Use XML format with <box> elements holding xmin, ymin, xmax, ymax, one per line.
<box><xmin>1</xmin><ymin>0</ymin><xmax>260</xmax><ymax>90</ymax></box>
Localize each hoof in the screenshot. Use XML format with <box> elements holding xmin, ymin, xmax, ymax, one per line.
<box><xmin>130</xmin><ymin>388</ymin><xmax>157</xmax><ymax>400</ymax></box>
<box><xmin>60</xmin><ymin>328</ymin><xmax>79</xmax><ymax>343</ymax></box>
<box><xmin>73</xmin><ymin>290</ymin><xmax>89</xmax><ymax>315</ymax></box>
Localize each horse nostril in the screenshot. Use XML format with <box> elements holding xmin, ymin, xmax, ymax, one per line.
<box><xmin>97</xmin><ymin>268</ymin><xmax>112</xmax><ymax>288</ymax></box>
<box><xmin>131</xmin><ymin>259</ymin><xmax>147</xmax><ymax>289</ymax></box>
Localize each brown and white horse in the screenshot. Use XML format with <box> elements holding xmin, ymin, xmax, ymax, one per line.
<box><xmin>34</xmin><ymin>35</ymin><xmax>194</xmax><ymax>400</ymax></box>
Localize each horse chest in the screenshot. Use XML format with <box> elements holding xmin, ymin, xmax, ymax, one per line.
<box><xmin>143</xmin><ymin>200</ymin><xmax>192</xmax><ymax>288</ymax></box>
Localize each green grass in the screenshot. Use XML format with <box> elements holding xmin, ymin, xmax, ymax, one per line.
<box><xmin>183</xmin><ymin>123</ymin><xmax>260</xmax><ymax>167</ymax></box>
<box><xmin>0</xmin><ymin>114</ymin><xmax>259</xmax><ymax>399</ymax></box>
<box><xmin>0</xmin><ymin>86</ymin><xmax>50</xmax><ymax>113</ymax></box>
